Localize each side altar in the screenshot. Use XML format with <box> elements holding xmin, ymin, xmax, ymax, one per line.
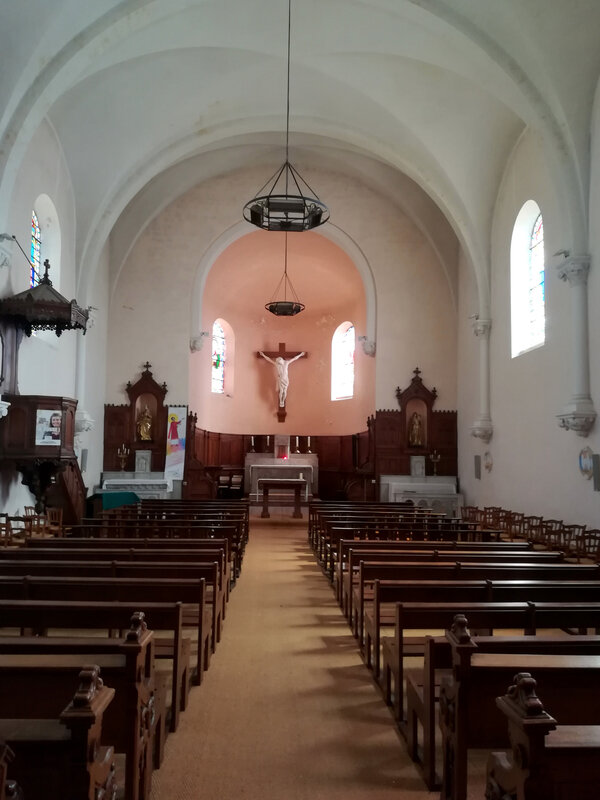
<box><xmin>244</xmin><ymin>452</ymin><xmax>318</xmax><ymax>499</ymax></box>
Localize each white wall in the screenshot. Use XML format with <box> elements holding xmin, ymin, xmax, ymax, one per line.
<box><xmin>460</xmin><ymin>127</ymin><xmax>600</xmax><ymax>527</ymax></box>
<box><xmin>0</xmin><ymin>119</ymin><xmax>79</xmax><ymax>513</ymax></box>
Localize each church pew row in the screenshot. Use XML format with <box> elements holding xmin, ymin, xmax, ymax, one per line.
<box><xmin>350</xmin><ymin>557</ymin><xmax>595</xmax><ymax>650</ymax></box>
<box><xmin>344</xmin><ymin>549</ymin><xmax>567</xmax><ymax>633</ymax></box>
<box><xmin>308</xmin><ymin>503</ymin><xmax>449</xmax><ymax>552</ymax></box>
<box><xmin>0</xmin><ymin>598</ymin><xmax>193</xmax><ymax>734</ymax></box>
<box><xmin>0</xmin><ymin>613</ymin><xmax>156</xmax><ymax>800</ymax></box>
<box><xmin>334</xmin><ymin>537</ymin><xmax>535</xmax><ymax>599</ymax></box>
<box><xmin>319</xmin><ymin>522</ymin><xmax>493</xmax><ymax>578</ymax></box>
<box><xmin>24</xmin><ymin>538</ymin><xmax>234</xmax><ymax>594</ymax></box>
<box><xmin>0</xmin><ymin>559</ymin><xmax>223</xmax><ymax>652</ymax></box>
<box><xmin>438</xmin><ymin>616</ymin><xmax>600</xmax><ymax>800</ymax></box>
<box><xmin>65</xmin><ymin>519</ymin><xmax>245</xmax><ymax>576</ymax></box>
<box><xmin>0</xmin><ymin>665</ymin><xmax>119</xmax><ymax>800</ymax></box>
<box><xmin>0</xmin><ymin>547</ymin><xmax>230</xmax><ymax>616</ymax></box>
<box><xmin>0</xmin><ymin>575</ymin><xmax>212</xmax><ymax>689</ymax></box>
<box><xmin>405</xmin><ymin>621</ymin><xmax>600</xmax><ymax>791</ymax></box>
<box><xmin>311</xmin><ymin>511</ymin><xmax>471</xmax><ymax>567</ymax></box>
<box><xmin>486</xmin><ymin>671</ymin><xmax>600</xmax><ymax>800</ymax></box>
<box><xmin>380</xmin><ymin>600</ymin><xmax>600</xmax><ymax>725</ymax></box>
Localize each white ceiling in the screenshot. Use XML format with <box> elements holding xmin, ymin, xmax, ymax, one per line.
<box><xmin>1</xmin><ymin>0</ymin><xmax>599</xmax><ymax>307</ymax></box>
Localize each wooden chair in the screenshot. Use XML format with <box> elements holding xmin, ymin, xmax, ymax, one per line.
<box><xmin>0</xmin><ymin>517</ymin><xmax>12</xmax><ymax>548</ymax></box>
<box><xmin>45</xmin><ymin>507</ymin><xmax>63</xmax><ymax>538</ymax></box>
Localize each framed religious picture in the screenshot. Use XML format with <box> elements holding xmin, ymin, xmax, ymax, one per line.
<box><xmin>35</xmin><ymin>409</ymin><xmax>62</xmax><ymax>445</ymax></box>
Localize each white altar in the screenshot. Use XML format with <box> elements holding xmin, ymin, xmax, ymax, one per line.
<box><xmin>101</xmin><ymin>472</ymin><xmax>174</xmax><ymax>499</ymax></box>
<box><xmin>379</xmin><ymin>475</ymin><xmax>463</xmax><ymax>517</ymax></box>
<box><xmin>244</xmin><ymin>453</ymin><xmax>318</xmax><ymax>498</ymax></box>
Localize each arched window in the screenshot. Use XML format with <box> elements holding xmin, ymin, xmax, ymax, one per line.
<box><xmin>510</xmin><ymin>201</ymin><xmax>545</xmax><ymax>357</ymax></box>
<box><xmin>211</xmin><ymin>320</ymin><xmax>226</xmax><ymax>394</ymax></box>
<box><xmin>30</xmin><ymin>210</ymin><xmax>41</xmax><ymax>286</ymax></box>
<box><xmin>331</xmin><ymin>322</ymin><xmax>355</xmax><ymax>400</ymax></box>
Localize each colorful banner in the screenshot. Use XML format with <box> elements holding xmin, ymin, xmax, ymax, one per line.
<box><xmin>164</xmin><ymin>406</ymin><xmax>187</xmax><ymax>479</ymax></box>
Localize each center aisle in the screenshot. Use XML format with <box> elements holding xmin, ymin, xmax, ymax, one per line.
<box><xmin>150</xmin><ymin>516</ymin><xmax>434</xmax><ymax>800</ymax></box>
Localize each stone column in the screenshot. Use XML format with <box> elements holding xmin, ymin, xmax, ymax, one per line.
<box><xmin>556</xmin><ymin>255</ymin><xmax>596</xmax><ymax>436</ymax></box>
<box><xmin>470</xmin><ymin>318</ymin><xmax>493</xmax><ymax>443</ymax></box>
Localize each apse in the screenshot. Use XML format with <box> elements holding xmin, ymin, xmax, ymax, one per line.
<box><xmin>192</xmin><ymin>229</ymin><xmax>374</xmax><ymax>436</ymax></box>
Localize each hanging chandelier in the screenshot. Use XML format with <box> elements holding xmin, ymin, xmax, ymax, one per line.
<box><xmin>243</xmin><ymin>0</ymin><xmax>329</xmax><ymax>233</ymax></box>
<box><xmin>265</xmin><ymin>232</ymin><xmax>305</xmax><ymax>316</ymax></box>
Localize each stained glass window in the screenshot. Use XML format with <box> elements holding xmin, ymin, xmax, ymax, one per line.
<box><xmin>211</xmin><ymin>320</ymin><xmax>226</xmax><ymax>394</ymax></box>
<box><xmin>528</xmin><ymin>213</ymin><xmax>545</xmax><ymax>347</ymax></box>
<box><xmin>331</xmin><ymin>322</ymin><xmax>355</xmax><ymax>400</ymax></box>
<box><xmin>30</xmin><ymin>210</ymin><xmax>41</xmax><ymax>287</ymax></box>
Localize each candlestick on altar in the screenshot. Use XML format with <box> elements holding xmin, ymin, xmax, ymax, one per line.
<box><xmin>266</xmin><ymin>435</ymin><xmax>270</xmax><ymax>449</ymax></box>
<box><xmin>294</xmin><ymin>435</ymin><xmax>300</xmax><ymax>453</ymax></box>
<box><xmin>307</xmin><ymin>435</ymin><xmax>312</xmax><ymax>453</ymax></box>
<box><xmin>429</xmin><ymin>449</ymin><xmax>441</xmax><ymax>476</ymax></box>
<box><xmin>249</xmin><ymin>435</ymin><xmax>255</xmax><ymax>453</ymax></box>
<box><xmin>117</xmin><ymin>442</ymin><xmax>129</xmax><ymax>471</ymax></box>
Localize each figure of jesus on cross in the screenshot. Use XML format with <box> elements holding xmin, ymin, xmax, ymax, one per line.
<box><xmin>258</xmin><ymin>343</ymin><xmax>307</xmax><ymax>420</ymax></box>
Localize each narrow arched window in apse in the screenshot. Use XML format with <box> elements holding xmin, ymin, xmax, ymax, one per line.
<box><xmin>211</xmin><ymin>320</ymin><xmax>226</xmax><ymax>394</ymax></box>
<box><xmin>30</xmin><ymin>210</ymin><xmax>41</xmax><ymax>286</ymax></box>
<box><xmin>331</xmin><ymin>322</ymin><xmax>355</xmax><ymax>400</ymax></box>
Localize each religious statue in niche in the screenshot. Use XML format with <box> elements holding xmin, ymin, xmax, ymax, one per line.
<box><xmin>408</xmin><ymin>411</ymin><xmax>423</xmax><ymax>447</ymax></box>
<box><xmin>136</xmin><ymin>405</ymin><xmax>153</xmax><ymax>441</ymax></box>
<box><xmin>259</xmin><ymin>350</ymin><xmax>305</xmax><ymax>407</ymax></box>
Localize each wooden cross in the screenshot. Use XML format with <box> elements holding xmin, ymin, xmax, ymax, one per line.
<box><xmin>257</xmin><ymin>342</ymin><xmax>307</xmax><ymax>423</ymax></box>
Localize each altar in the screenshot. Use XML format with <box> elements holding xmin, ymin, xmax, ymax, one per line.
<box><xmin>101</xmin><ymin>472</ymin><xmax>174</xmax><ymax>500</ymax></box>
<box><xmin>244</xmin><ymin>452</ymin><xmax>318</xmax><ymax>498</ymax></box>
<box><xmin>379</xmin><ymin>474</ymin><xmax>463</xmax><ymax>517</ymax></box>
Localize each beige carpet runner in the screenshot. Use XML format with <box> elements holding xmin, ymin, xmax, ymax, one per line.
<box><xmin>149</xmin><ymin>516</ymin><xmax>480</xmax><ymax>799</ymax></box>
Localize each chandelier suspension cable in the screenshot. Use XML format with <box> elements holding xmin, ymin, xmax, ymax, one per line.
<box><xmin>242</xmin><ymin>0</ymin><xmax>329</xmax><ymax>232</ymax></box>
<box><xmin>285</xmin><ymin>0</ymin><xmax>291</xmax><ymax>194</ymax></box>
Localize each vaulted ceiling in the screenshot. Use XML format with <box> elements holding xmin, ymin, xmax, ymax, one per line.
<box><xmin>2</xmin><ymin>0</ymin><xmax>600</xmax><ymax>308</ymax></box>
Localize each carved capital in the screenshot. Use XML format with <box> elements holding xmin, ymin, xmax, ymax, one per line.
<box><xmin>557</xmin><ymin>411</ymin><xmax>596</xmax><ymax>437</ymax></box>
<box><xmin>470</xmin><ymin>417</ymin><xmax>493</xmax><ymax>442</ymax></box>
<box><xmin>358</xmin><ymin>336</ymin><xmax>376</xmax><ymax>356</ymax></box>
<box><xmin>556</xmin><ymin>254</ymin><xmax>590</xmax><ymax>287</ymax></box>
<box><xmin>190</xmin><ymin>331</ymin><xmax>210</xmax><ymax>352</ymax></box>
<box><xmin>472</xmin><ymin>318</ymin><xmax>491</xmax><ymax>338</ymax></box>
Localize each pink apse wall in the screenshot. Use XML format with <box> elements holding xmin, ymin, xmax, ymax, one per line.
<box><xmin>191</xmin><ymin>230</ymin><xmax>374</xmax><ymax>435</ymax></box>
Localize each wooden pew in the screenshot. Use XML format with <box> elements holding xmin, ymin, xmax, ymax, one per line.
<box><xmin>334</xmin><ymin>537</ymin><xmax>534</xmax><ymax>600</ymax></box>
<box><xmin>0</xmin><ymin>575</ymin><xmax>212</xmax><ymax>690</ymax></box>
<box><xmin>23</xmin><ymin>538</ymin><xmax>234</xmax><ymax>593</ymax></box>
<box><xmin>438</xmin><ymin>616</ymin><xmax>600</xmax><ymax>800</ymax></box>
<box><xmin>0</xmin><ymin>665</ymin><xmax>118</xmax><ymax>800</ymax></box>
<box><xmin>375</xmin><ymin>578</ymin><xmax>600</xmax><ymax>696</ymax></box>
<box><xmin>353</xmin><ymin>560</ymin><xmax>600</xmax><ymax>648</ymax></box>
<box><xmin>345</xmin><ymin>549</ymin><xmax>566</xmax><ymax>631</ymax></box>
<box><xmin>0</xmin><ymin>560</ymin><xmax>222</xmax><ymax>651</ymax></box>
<box><xmin>0</xmin><ymin>555</ymin><xmax>226</xmax><ymax>635</ymax></box>
<box><xmin>379</xmin><ymin>600</ymin><xmax>600</xmax><ymax>723</ymax></box>
<box><xmin>0</xmin><ymin>613</ymin><xmax>155</xmax><ymax>800</ymax></box>
<box><xmin>0</xmin><ymin>598</ymin><xmax>190</xmax><ymax>733</ymax></box>
<box><xmin>486</xmin><ymin>671</ymin><xmax>600</xmax><ymax>800</ymax></box>
<box><xmin>66</xmin><ymin>519</ymin><xmax>245</xmax><ymax>576</ymax></box>
<box><xmin>406</xmin><ymin>623</ymin><xmax>600</xmax><ymax>790</ymax></box>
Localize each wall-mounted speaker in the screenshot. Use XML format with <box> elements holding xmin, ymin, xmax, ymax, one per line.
<box><xmin>593</xmin><ymin>454</ymin><xmax>600</xmax><ymax>492</ymax></box>
<box><xmin>80</xmin><ymin>448</ymin><xmax>88</xmax><ymax>472</ymax></box>
<box><xmin>474</xmin><ymin>454</ymin><xmax>481</xmax><ymax>480</ymax></box>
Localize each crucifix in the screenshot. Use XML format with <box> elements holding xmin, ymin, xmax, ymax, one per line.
<box><xmin>257</xmin><ymin>342</ymin><xmax>307</xmax><ymax>422</ymax></box>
